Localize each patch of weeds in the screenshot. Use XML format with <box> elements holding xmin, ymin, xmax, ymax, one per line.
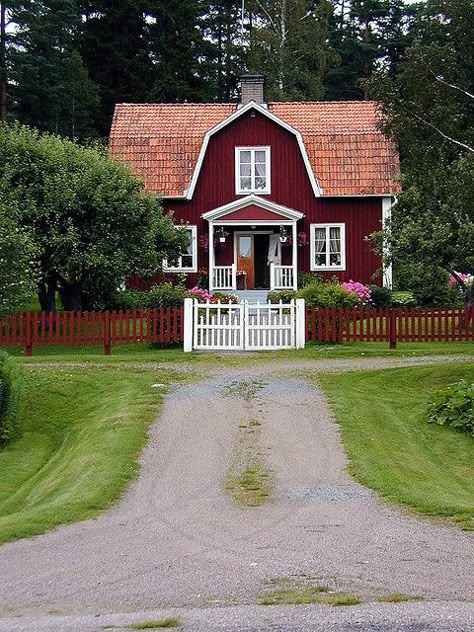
<box><xmin>223</xmin><ymin>379</ymin><xmax>265</xmax><ymax>400</ymax></box>
<box><xmin>259</xmin><ymin>585</ymin><xmax>361</xmax><ymax>607</ymax></box>
<box><xmin>378</xmin><ymin>593</ymin><xmax>424</xmax><ymax>603</ymax></box>
<box><xmin>127</xmin><ymin>618</ymin><xmax>180</xmax><ymax>629</ymax></box>
<box><xmin>259</xmin><ymin>585</ymin><xmax>328</xmax><ymax>605</ymax></box>
<box><xmin>317</xmin><ymin>594</ymin><xmax>362</xmax><ymax>606</ymax></box>
<box><xmin>226</xmin><ymin>463</ymin><xmax>271</xmax><ymax>507</ymax></box>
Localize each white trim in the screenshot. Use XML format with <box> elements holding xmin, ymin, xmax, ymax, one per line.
<box><xmin>382</xmin><ymin>196</ymin><xmax>394</xmax><ymax>288</ymax></box>
<box><xmin>163</xmin><ymin>225</ymin><xmax>198</xmax><ymax>273</ymax></box>
<box><xmin>184</xmin><ymin>101</ymin><xmax>322</xmax><ymax>199</ymax></box>
<box><xmin>235</xmin><ymin>146</ymin><xmax>271</xmax><ymax>195</ymax></box>
<box><xmin>202</xmin><ymin>194</ymin><xmax>304</xmax><ymax>222</ymax></box>
<box><xmin>309</xmin><ymin>223</ymin><xmax>346</xmax><ymax>272</ymax></box>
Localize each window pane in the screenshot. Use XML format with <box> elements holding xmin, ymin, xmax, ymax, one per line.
<box><xmin>255</xmin><ymin>162</ymin><xmax>266</xmax><ymax>177</ymax></box>
<box><xmin>255</xmin><ymin>177</ymin><xmax>266</xmax><ymax>190</ymax></box>
<box><xmin>255</xmin><ymin>150</ymin><xmax>266</xmax><ymax>163</ymax></box>
<box><xmin>240</xmin><ymin>176</ymin><xmax>252</xmax><ymax>190</ymax></box>
<box><xmin>167</xmin><ymin>255</ymin><xmax>180</xmax><ymax>268</ymax></box>
<box><xmin>329</xmin><ymin>227</ymin><xmax>341</xmax><ymax>266</ymax></box>
<box><xmin>239</xmin><ymin>236</ymin><xmax>252</xmax><ymax>258</ymax></box>
<box><xmin>180</xmin><ymin>254</ymin><xmax>193</xmax><ymax>268</ymax></box>
<box><xmin>240</xmin><ymin>163</ymin><xmax>251</xmax><ymax>177</ymax></box>
<box><xmin>240</xmin><ymin>150</ymin><xmax>251</xmax><ymax>164</ymax></box>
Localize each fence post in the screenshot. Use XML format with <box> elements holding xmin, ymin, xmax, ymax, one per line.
<box><xmin>295</xmin><ymin>298</ymin><xmax>306</xmax><ymax>349</ymax></box>
<box><xmin>183</xmin><ymin>298</ymin><xmax>193</xmax><ymax>352</ymax></box>
<box><xmin>104</xmin><ymin>310</ymin><xmax>111</xmax><ymax>355</ymax></box>
<box><xmin>25</xmin><ymin>311</ymin><xmax>32</xmax><ymax>356</ymax></box>
<box><xmin>389</xmin><ymin>309</ymin><xmax>397</xmax><ymax>349</ymax></box>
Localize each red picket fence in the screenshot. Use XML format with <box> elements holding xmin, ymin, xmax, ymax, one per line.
<box><xmin>0</xmin><ymin>307</ymin><xmax>472</xmax><ymax>355</ymax></box>
<box><xmin>0</xmin><ymin>308</ymin><xmax>184</xmax><ymax>355</ymax></box>
<box><xmin>305</xmin><ymin>307</ymin><xmax>474</xmax><ymax>347</ymax></box>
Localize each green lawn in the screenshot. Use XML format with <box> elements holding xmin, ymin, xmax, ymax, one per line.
<box><xmin>318</xmin><ymin>362</ymin><xmax>474</xmax><ymax>529</ymax></box>
<box><xmin>0</xmin><ymin>365</ymin><xmax>186</xmax><ymax>544</ymax></box>
<box><xmin>3</xmin><ymin>340</ymin><xmax>473</xmax><ymax>367</ymax></box>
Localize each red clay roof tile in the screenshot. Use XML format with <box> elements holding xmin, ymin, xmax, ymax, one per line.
<box><xmin>109</xmin><ymin>101</ymin><xmax>400</xmax><ymax>197</ymax></box>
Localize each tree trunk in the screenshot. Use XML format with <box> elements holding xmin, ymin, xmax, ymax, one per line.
<box><xmin>38</xmin><ymin>277</ymin><xmax>57</xmax><ymax>313</ymax></box>
<box><xmin>60</xmin><ymin>282</ymin><xmax>83</xmax><ymax>312</ymax></box>
<box><xmin>0</xmin><ymin>1</ymin><xmax>7</xmax><ymax>122</ymax></box>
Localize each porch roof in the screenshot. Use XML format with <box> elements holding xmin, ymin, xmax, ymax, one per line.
<box><xmin>202</xmin><ymin>195</ymin><xmax>304</xmax><ymax>223</ymax></box>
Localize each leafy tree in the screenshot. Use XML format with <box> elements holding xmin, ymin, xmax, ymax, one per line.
<box><xmin>246</xmin><ymin>0</ymin><xmax>336</xmax><ymax>101</ymax></box>
<box><xmin>370</xmin><ymin>0</ymin><xmax>474</xmax><ymax>308</ymax></box>
<box><xmin>0</xmin><ymin>124</ymin><xmax>188</xmax><ymax>311</ymax></box>
<box><xmin>0</xmin><ymin>205</ymin><xmax>35</xmax><ymax>315</ymax></box>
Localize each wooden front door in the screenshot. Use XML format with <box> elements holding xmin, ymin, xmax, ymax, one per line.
<box><xmin>237</xmin><ymin>234</ymin><xmax>255</xmax><ymax>289</ymax></box>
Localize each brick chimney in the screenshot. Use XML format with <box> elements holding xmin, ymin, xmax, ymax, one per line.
<box><xmin>240</xmin><ymin>73</ymin><xmax>265</xmax><ymax>105</ymax></box>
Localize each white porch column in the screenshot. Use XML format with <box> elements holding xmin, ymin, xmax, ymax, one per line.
<box><xmin>208</xmin><ymin>220</ymin><xmax>214</xmax><ymax>292</ymax></box>
<box><xmin>292</xmin><ymin>220</ymin><xmax>298</xmax><ymax>290</ymax></box>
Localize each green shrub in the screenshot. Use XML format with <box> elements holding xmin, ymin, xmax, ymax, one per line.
<box><xmin>114</xmin><ymin>283</ymin><xmax>187</xmax><ymax>310</ymax></box>
<box><xmin>391</xmin><ymin>290</ymin><xmax>417</xmax><ymax>308</ymax></box>
<box><xmin>395</xmin><ymin>262</ymin><xmax>461</xmax><ymax>307</ymax></box>
<box><xmin>0</xmin><ymin>352</ymin><xmax>22</xmax><ymax>445</ymax></box>
<box><xmin>297</xmin><ymin>272</ymin><xmax>323</xmax><ymax>288</ymax></box>
<box><xmin>369</xmin><ymin>285</ymin><xmax>392</xmax><ymax>308</ymax></box>
<box><xmin>297</xmin><ymin>281</ymin><xmax>358</xmax><ymax>308</ymax></box>
<box><xmin>267</xmin><ymin>290</ymin><xmax>298</xmax><ymax>303</ymax></box>
<box><xmin>427</xmin><ymin>380</ymin><xmax>474</xmax><ymax>437</ymax></box>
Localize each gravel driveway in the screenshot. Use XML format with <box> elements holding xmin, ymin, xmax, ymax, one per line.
<box><xmin>0</xmin><ymin>356</ymin><xmax>473</xmax><ymax>631</ymax></box>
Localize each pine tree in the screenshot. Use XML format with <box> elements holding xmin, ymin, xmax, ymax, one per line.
<box><xmin>79</xmin><ymin>1</ymin><xmax>153</xmax><ymax>136</ymax></box>
<box><xmin>146</xmin><ymin>0</ymin><xmax>209</xmax><ymax>102</ymax></box>
<box><xmin>199</xmin><ymin>0</ymin><xmax>243</xmax><ymax>101</ymax></box>
<box><xmin>8</xmin><ymin>0</ymin><xmax>98</xmax><ymax>138</ymax></box>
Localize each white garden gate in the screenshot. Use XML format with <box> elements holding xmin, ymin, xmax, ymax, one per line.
<box><xmin>183</xmin><ymin>298</ymin><xmax>305</xmax><ymax>352</ymax></box>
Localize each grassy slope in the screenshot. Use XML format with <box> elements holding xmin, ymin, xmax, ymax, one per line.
<box><xmin>318</xmin><ymin>362</ymin><xmax>474</xmax><ymax>529</ymax></box>
<box><xmin>4</xmin><ymin>340</ymin><xmax>474</xmax><ymax>366</ymax></box>
<box><xmin>0</xmin><ymin>366</ymin><xmax>184</xmax><ymax>544</ymax></box>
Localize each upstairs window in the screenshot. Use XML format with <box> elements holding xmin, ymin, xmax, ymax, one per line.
<box><xmin>235</xmin><ymin>147</ymin><xmax>271</xmax><ymax>194</ymax></box>
<box><xmin>310</xmin><ymin>223</ymin><xmax>346</xmax><ymax>271</ymax></box>
<box><xmin>163</xmin><ymin>225</ymin><xmax>197</xmax><ymax>273</ymax></box>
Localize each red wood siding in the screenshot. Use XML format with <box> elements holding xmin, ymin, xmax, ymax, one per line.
<box><xmin>162</xmin><ymin>109</ymin><xmax>384</xmax><ymax>287</ymax></box>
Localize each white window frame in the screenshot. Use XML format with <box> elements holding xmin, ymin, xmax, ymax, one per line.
<box><xmin>310</xmin><ymin>223</ymin><xmax>346</xmax><ymax>271</ymax></box>
<box><xmin>163</xmin><ymin>225</ymin><xmax>197</xmax><ymax>273</ymax></box>
<box><xmin>235</xmin><ymin>146</ymin><xmax>271</xmax><ymax>195</ymax></box>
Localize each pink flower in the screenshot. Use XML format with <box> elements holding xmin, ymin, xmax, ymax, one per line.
<box><xmin>341</xmin><ymin>280</ymin><xmax>373</xmax><ymax>305</ymax></box>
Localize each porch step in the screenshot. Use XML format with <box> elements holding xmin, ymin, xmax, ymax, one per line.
<box><xmin>234</xmin><ymin>290</ymin><xmax>269</xmax><ymax>303</ymax></box>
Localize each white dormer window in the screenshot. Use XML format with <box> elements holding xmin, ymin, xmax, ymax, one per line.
<box><xmin>235</xmin><ymin>146</ymin><xmax>271</xmax><ymax>195</ymax></box>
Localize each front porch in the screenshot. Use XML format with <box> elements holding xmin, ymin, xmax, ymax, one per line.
<box><xmin>202</xmin><ymin>195</ymin><xmax>303</xmax><ymax>293</ymax></box>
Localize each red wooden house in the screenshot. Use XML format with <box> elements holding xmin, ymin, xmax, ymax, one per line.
<box><xmin>110</xmin><ymin>74</ymin><xmax>400</xmax><ymax>295</ymax></box>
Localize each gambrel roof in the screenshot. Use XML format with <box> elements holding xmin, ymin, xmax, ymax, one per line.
<box><xmin>109</xmin><ymin>100</ymin><xmax>401</xmax><ymax>198</ymax></box>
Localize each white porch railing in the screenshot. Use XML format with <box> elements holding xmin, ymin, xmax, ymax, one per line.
<box><xmin>212</xmin><ymin>264</ymin><xmax>236</xmax><ymax>291</ymax></box>
<box><xmin>270</xmin><ymin>264</ymin><xmax>295</xmax><ymax>290</ymax></box>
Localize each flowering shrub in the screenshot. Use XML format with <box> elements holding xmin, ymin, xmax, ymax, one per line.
<box><xmin>188</xmin><ymin>287</ymin><xmax>238</xmax><ymax>304</ymax></box>
<box><xmin>189</xmin><ymin>287</ymin><xmax>213</xmax><ymax>302</ymax></box>
<box><xmin>341</xmin><ymin>280</ymin><xmax>373</xmax><ymax>306</ymax></box>
<box><xmin>449</xmin><ymin>273</ymin><xmax>473</xmax><ymax>285</ymax></box>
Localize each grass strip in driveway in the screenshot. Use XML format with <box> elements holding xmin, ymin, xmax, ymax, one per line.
<box><xmin>0</xmin><ymin>366</ymin><xmax>185</xmax><ymax>544</ymax></box>
<box><xmin>318</xmin><ymin>362</ymin><xmax>474</xmax><ymax>529</ymax></box>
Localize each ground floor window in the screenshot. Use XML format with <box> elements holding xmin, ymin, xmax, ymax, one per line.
<box><xmin>310</xmin><ymin>223</ymin><xmax>345</xmax><ymax>271</ymax></box>
<box><xmin>163</xmin><ymin>225</ymin><xmax>197</xmax><ymax>272</ymax></box>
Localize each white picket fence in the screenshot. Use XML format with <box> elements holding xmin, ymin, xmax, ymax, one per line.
<box><xmin>183</xmin><ymin>298</ymin><xmax>305</xmax><ymax>352</ymax></box>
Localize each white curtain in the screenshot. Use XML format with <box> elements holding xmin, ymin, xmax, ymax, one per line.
<box><xmin>267</xmin><ymin>234</ymin><xmax>281</xmax><ymax>265</ymax></box>
<box><xmin>329</xmin><ymin>227</ymin><xmax>341</xmax><ymax>265</ymax></box>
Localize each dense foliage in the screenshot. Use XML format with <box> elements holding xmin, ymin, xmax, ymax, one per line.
<box><xmin>0</xmin><ymin>351</ymin><xmax>22</xmax><ymax>445</ymax></box>
<box><xmin>428</xmin><ymin>380</ymin><xmax>474</xmax><ymax>437</ymax></box>
<box><xmin>297</xmin><ymin>281</ymin><xmax>359</xmax><ymax>308</ymax></box>
<box><xmin>370</xmin><ymin>0</ymin><xmax>474</xmax><ymax>307</ymax></box>
<box><xmin>1</xmin><ymin>1</ymin><xmax>428</xmax><ymax>136</ymax></box>
<box><xmin>0</xmin><ymin>204</ymin><xmax>35</xmax><ymax>315</ymax></box>
<box><xmin>0</xmin><ymin>124</ymin><xmax>188</xmax><ymax>311</ymax></box>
